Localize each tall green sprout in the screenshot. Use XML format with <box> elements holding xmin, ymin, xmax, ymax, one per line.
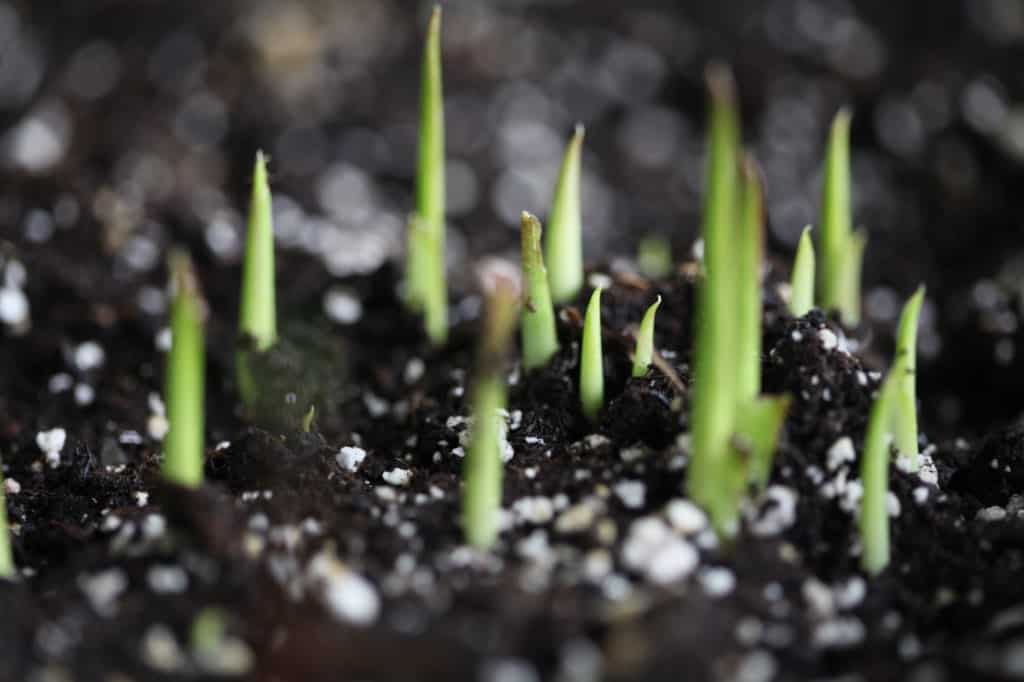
<box><xmin>405</xmin><ymin>6</ymin><xmax>448</xmax><ymax>345</ymax></box>
<box><xmin>164</xmin><ymin>251</ymin><xmax>206</xmax><ymax>488</ymax></box>
<box><xmin>790</xmin><ymin>226</ymin><xmax>815</xmax><ymax>317</ymax></box>
<box><xmin>237</xmin><ymin>151</ymin><xmax>277</xmax><ymax>407</ymax></box>
<box><xmin>545</xmin><ymin>125</ymin><xmax>585</xmax><ymax>304</ymax></box>
<box><xmin>818</xmin><ymin>109</ymin><xmax>865</xmax><ymax>325</ymax></box>
<box><xmin>579</xmin><ymin>287</ymin><xmax>604</xmax><ymax>421</ymax></box>
<box><xmin>688</xmin><ymin>68</ymin><xmax>789</xmax><ymax>536</ymax></box>
<box><xmin>892</xmin><ymin>286</ymin><xmax>926</xmax><ymax>470</ymax></box>
<box><xmin>860</xmin><ymin>372</ymin><xmax>897</xmax><ymax>575</ymax></box>
<box><xmin>632</xmin><ymin>296</ymin><xmax>661</xmax><ymax>378</ymax></box>
<box><xmin>736</xmin><ymin>156</ymin><xmax>764</xmax><ymax>402</ymax></box>
<box><xmin>463</xmin><ymin>275</ymin><xmax>519</xmax><ymax>549</ymax></box>
<box><xmin>520</xmin><ymin>212</ymin><xmax>559</xmax><ymax>372</ymax></box>
<box><xmin>688</xmin><ymin>65</ymin><xmax>741</xmax><ymax>534</ymax></box>
<box><xmin>0</xmin><ymin>459</ymin><xmax>13</xmax><ymax>579</ymax></box>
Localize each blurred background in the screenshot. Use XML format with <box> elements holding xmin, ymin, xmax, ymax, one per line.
<box><xmin>2</xmin><ymin>0</ymin><xmax>1024</xmax><ymax>435</ymax></box>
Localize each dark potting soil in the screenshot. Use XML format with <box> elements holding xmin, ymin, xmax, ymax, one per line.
<box><xmin>3</xmin><ymin>247</ymin><xmax>1024</xmax><ymax>682</ymax></box>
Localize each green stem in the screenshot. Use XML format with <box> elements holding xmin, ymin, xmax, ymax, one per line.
<box><xmin>736</xmin><ymin>155</ymin><xmax>764</xmax><ymax>403</ymax></box>
<box><xmin>860</xmin><ymin>373</ymin><xmax>897</xmax><ymax>575</ymax></box>
<box><xmin>893</xmin><ymin>286</ymin><xmax>925</xmax><ymax>469</ymax></box>
<box><xmin>545</xmin><ymin>125</ymin><xmax>585</xmax><ymax>304</ymax></box>
<box><xmin>818</xmin><ymin>109</ymin><xmax>854</xmax><ymax>322</ymax></box>
<box><xmin>789</xmin><ymin>226</ymin><xmax>815</xmax><ymax>317</ymax></box>
<box><xmin>0</xmin><ymin>459</ymin><xmax>13</xmax><ymax>579</ymax></box>
<box><xmin>632</xmin><ymin>296</ymin><xmax>661</xmax><ymax>378</ymax></box>
<box><xmin>164</xmin><ymin>251</ymin><xmax>206</xmax><ymax>488</ymax></box>
<box><xmin>520</xmin><ymin>211</ymin><xmax>559</xmax><ymax>372</ymax></box>
<box><xmin>579</xmin><ymin>287</ymin><xmax>604</xmax><ymax>422</ymax></box>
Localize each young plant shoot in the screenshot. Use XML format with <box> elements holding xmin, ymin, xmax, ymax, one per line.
<box><xmin>579</xmin><ymin>287</ymin><xmax>604</xmax><ymax>421</ymax></box>
<box><xmin>892</xmin><ymin>286</ymin><xmax>926</xmax><ymax>469</ymax></box>
<box><xmin>237</xmin><ymin>151</ymin><xmax>277</xmax><ymax>407</ymax></box>
<box><xmin>463</xmin><ymin>271</ymin><xmax>519</xmax><ymax>550</ymax></box>
<box><xmin>688</xmin><ymin>65</ymin><xmax>741</xmax><ymax>535</ymax></box>
<box><xmin>164</xmin><ymin>251</ymin><xmax>206</xmax><ymax>489</ymax></box>
<box><xmin>860</xmin><ymin>371</ymin><xmax>898</xmax><ymax>575</ymax></box>
<box><xmin>632</xmin><ymin>296</ymin><xmax>661</xmax><ymax>378</ymax></box>
<box><xmin>520</xmin><ymin>211</ymin><xmax>559</xmax><ymax>372</ymax></box>
<box><xmin>689</xmin><ymin>69</ymin><xmax>789</xmax><ymax>536</ymax></box>
<box><xmin>0</xmin><ymin>458</ymin><xmax>13</xmax><ymax>579</ymax></box>
<box><xmin>405</xmin><ymin>5</ymin><xmax>448</xmax><ymax>344</ymax></box>
<box><xmin>736</xmin><ymin>156</ymin><xmax>764</xmax><ymax>403</ymax></box>
<box><xmin>818</xmin><ymin>109</ymin><xmax>865</xmax><ymax>325</ymax></box>
<box><xmin>789</xmin><ymin>226</ymin><xmax>815</xmax><ymax>317</ymax></box>
<box><xmin>545</xmin><ymin>125</ymin><xmax>585</xmax><ymax>304</ymax></box>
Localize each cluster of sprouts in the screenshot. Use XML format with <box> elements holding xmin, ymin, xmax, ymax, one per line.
<box><xmin>0</xmin><ymin>7</ymin><xmax>935</xmax><ymax>580</ymax></box>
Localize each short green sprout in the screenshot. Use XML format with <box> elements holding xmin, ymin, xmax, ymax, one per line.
<box><xmin>463</xmin><ymin>272</ymin><xmax>519</xmax><ymax>550</ymax></box>
<box><xmin>520</xmin><ymin>211</ymin><xmax>559</xmax><ymax>372</ymax></box>
<box><xmin>190</xmin><ymin>607</ymin><xmax>227</xmax><ymax>656</ymax></box>
<box><xmin>545</xmin><ymin>125</ymin><xmax>585</xmax><ymax>304</ymax></box>
<box><xmin>859</xmin><ymin>371</ymin><xmax>898</xmax><ymax>575</ymax></box>
<box><xmin>579</xmin><ymin>287</ymin><xmax>604</xmax><ymax>422</ymax></box>
<box><xmin>237</xmin><ymin>151</ymin><xmax>277</xmax><ymax>407</ymax></box>
<box><xmin>164</xmin><ymin>251</ymin><xmax>206</xmax><ymax>488</ymax></box>
<box><xmin>637</xmin><ymin>235</ymin><xmax>673</xmax><ymax>279</ymax></box>
<box><xmin>632</xmin><ymin>296</ymin><xmax>661</xmax><ymax>378</ymax></box>
<box><xmin>405</xmin><ymin>5</ymin><xmax>448</xmax><ymax>345</ymax></box>
<box><xmin>0</xmin><ymin>458</ymin><xmax>14</xmax><ymax>579</ymax></box>
<box><xmin>789</xmin><ymin>226</ymin><xmax>815</xmax><ymax>317</ymax></box>
<box><xmin>688</xmin><ymin>67</ymin><xmax>789</xmax><ymax>537</ymax></box>
<box><xmin>301</xmin><ymin>405</ymin><xmax>316</xmax><ymax>433</ymax></box>
<box><xmin>818</xmin><ymin>109</ymin><xmax>865</xmax><ymax>325</ymax></box>
<box><xmin>893</xmin><ymin>286</ymin><xmax>926</xmax><ymax>469</ymax></box>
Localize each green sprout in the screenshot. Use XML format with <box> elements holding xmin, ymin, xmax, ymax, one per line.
<box><xmin>405</xmin><ymin>6</ymin><xmax>448</xmax><ymax>345</ymax></box>
<box><xmin>636</xmin><ymin>235</ymin><xmax>673</xmax><ymax>279</ymax></box>
<box><xmin>688</xmin><ymin>65</ymin><xmax>742</xmax><ymax>534</ymax></box>
<box><xmin>463</xmin><ymin>272</ymin><xmax>519</xmax><ymax>550</ymax></box>
<box><xmin>859</xmin><ymin>371</ymin><xmax>898</xmax><ymax>575</ymax></box>
<box><xmin>632</xmin><ymin>296</ymin><xmax>661</xmax><ymax>378</ymax></box>
<box><xmin>190</xmin><ymin>607</ymin><xmax>227</xmax><ymax>656</ymax></box>
<box><xmin>579</xmin><ymin>287</ymin><xmax>604</xmax><ymax>422</ymax></box>
<box><xmin>301</xmin><ymin>405</ymin><xmax>316</xmax><ymax>433</ymax></box>
<box><xmin>237</xmin><ymin>151</ymin><xmax>277</xmax><ymax>407</ymax></box>
<box><xmin>736</xmin><ymin>156</ymin><xmax>764</xmax><ymax>403</ymax></box>
<box><xmin>688</xmin><ymin>67</ymin><xmax>789</xmax><ymax>536</ymax></box>
<box><xmin>520</xmin><ymin>211</ymin><xmax>559</xmax><ymax>372</ymax></box>
<box><xmin>0</xmin><ymin>458</ymin><xmax>13</xmax><ymax>579</ymax></box>
<box><xmin>789</xmin><ymin>226</ymin><xmax>815</xmax><ymax>317</ymax></box>
<box><xmin>164</xmin><ymin>250</ymin><xmax>206</xmax><ymax>489</ymax></box>
<box><xmin>817</xmin><ymin>109</ymin><xmax>865</xmax><ymax>325</ymax></box>
<box><xmin>892</xmin><ymin>286</ymin><xmax>926</xmax><ymax>470</ymax></box>
<box><xmin>545</xmin><ymin>125</ymin><xmax>585</xmax><ymax>304</ymax></box>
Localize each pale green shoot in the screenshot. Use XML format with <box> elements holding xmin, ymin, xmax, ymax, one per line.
<box><xmin>632</xmin><ymin>296</ymin><xmax>661</xmax><ymax>378</ymax></box>
<box><xmin>545</xmin><ymin>125</ymin><xmax>585</xmax><ymax>304</ymax></box>
<box><xmin>790</xmin><ymin>226</ymin><xmax>815</xmax><ymax>317</ymax></box>
<box><xmin>520</xmin><ymin>211</ymin><xmax>559</xmax><ymax>372</ymax></box>
<box><xmin>579</xmin><ymin>287</ymin><xmax>604</xmax><ymax>421</ymax></box>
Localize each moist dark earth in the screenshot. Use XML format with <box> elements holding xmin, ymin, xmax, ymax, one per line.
<box><xmin>5</xmin><ymin>1</ymin><xmax>1024</xmax><ymax>681</ymax></box>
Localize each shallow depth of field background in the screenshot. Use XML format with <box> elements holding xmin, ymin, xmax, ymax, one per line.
<box><xmin>3</xmin><ymin>0</ymin><xmax>1024</xmax><ymax>434</ymax></box>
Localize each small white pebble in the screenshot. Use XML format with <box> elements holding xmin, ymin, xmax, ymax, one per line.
<box><xmin>79</xmin><ymin>568</ymin><xmax>128</xmax><ymax>617</ymax></box>
<box><xmin>141</xmin><ymin>625</ymin><xmax>185</xmax><ymax>672</ymax></box>
<box><xmin>513</xmin><ymin>497</ymin><xmax>555</xmax><ymax>525</ymax></box>
<box><xmin>74</xmin><ymin>341</ymin><xmax>105</xmax><ymax>371</ymax></box>
<box><xmin>0</xmin><ymin>287</ymin><xmax>29</xmax><ymax>327</ymax></box>
<box><xmin>135</xmin><ymin>491</ymin><xmax>149</xmax><ymax>507</ymax></box>
<box><xmin>147</xmin><ymin>565</ymin><xmax>188</xmax><ymax>594</ymax></box>
<box><xmin>74</xmin><ymin>383</ymin><xmax>95</xmax><ymax>406</ymax></box>
<box><xmin>3</xmin><ymin>478</ymin><xmax>21</xmax><ymax>495</ymax></box>
<box><xmin>36</xmin><ymin>427</ymin><xmax>67</xmax><ymax>467</ymax></box>
<box><xmin>978</xmin><ymin>506</ymin><xmax>1007</xmax><ymax>522</ymax></box>
<box><xmin>155</xmin><ymin>327</ymin><xmax>172</xmax><ymax>351</ymax></box>
<box><xmin>613</xmin><ymin>480</ymin><xmax>646</xmax><ymax>510</ymax></box>
<box><xmin>337</xmin><ymin>446</ymin><xmax>367</xmax><ymax>472</ymax></box>
<box><xmin>403</xmin><ymin>358</ymin><xmax>425</xmax><ymax>384</ymax></box>
<box><xmin>827</xmin><ymin>437</ymin><xmax>856</xmax><ymax>472</ymax></box>
<box><xmin>307</xmin><ymin>550</ymin><xmax>380</xmax><ymax>626</ymax></box>
<box><xmin>818</xmin><ymin>329</ymin><xmax>838</xmax><ymax>351</ymax></box>
<box><xmin>645</xmin><ymin>538</ymin><xmax>698</xmax><ymax>585</ymax></box>
<box><xmin>664</xmin><ymin>499</ymin><xmax>708</xmax><ymax>535</ymax></box>
<box><xmin>48</xmin><ymin>373</ymin><xmax>73</xmax><ymax>393</ymax></box>
<box><xmin>323</xmin><ymin>287</ymin><xmax>363</xmax><ymax>324</ymax></box>
<box><xmin>382</xmin><ymin>468</ymin><xmax>412</xmax><ymax>486</ymax></box>
<box><xmin>700</xmin><ymin>567</ymin><xmax>735</xmax><ymax>597</ymax></box>
<box><xmin>142</xmin><ymin>514</ymin><xmax>166</xmax><ymax>539</ymax></box>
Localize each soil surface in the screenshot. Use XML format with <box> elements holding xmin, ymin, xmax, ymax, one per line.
<box><xmin>4</xmin><ymin>1</ymin><xmax>1024</xmax><ymax>681</ymax></box>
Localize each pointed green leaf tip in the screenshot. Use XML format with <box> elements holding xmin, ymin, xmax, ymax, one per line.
<box><xmin>789</xmin><ymin>226</ymin><xmax>815</xmax><ymax>317</ymax></box>
<box><xmin>405</xmin><ymin>5</ymin><xmax>448</xmax><ymax>345</ymax></box>
<box><xmin>632</xmin><ymin>296</ymin><xmax>661</xmax><ymax>378</ymax></box>
<box><xmin>164</xmin><ymin>250</ymin><xmax>206</xmax><ymax>489</ymax></box>
<box><xmin>239</xmin><ymin>151</ymin><xmax>277</xmax><ymax>351</ymax></box>
<box><xmin>580</xmin><ymin>287</ymin><xmax>604</xmax><ymax>422</ymax></box>
<box><xmin>736</xmin><ymin>395</ymin><xmax>791</xmax><ymax>491</ymax></box>
<box><xmin>0</xmin><ymin>458</ymin><xmax>13</xmax><ymax>579</ymax></box>
<box><xmin>860</xmin><ymin>372</ymin><xmax>898</xmax><ymax>575</ymax></box>
<box><xmin>463</xmin><ymin>273</ymin><xmax>519</xmax><ymax>550</ymax></box>
<box><xmin>688</xmin><ymin>63</ymin><xmax>741</xmax><ymax>535</ymax></box>
<box><xmin>818</xmin><ymin>108</ymin><xmax>863</xmax><ymax>325</ymax></box>
<box><xmin>893</xmin><ymin>285</ymin><xmax>925</xmax><ymax>469</ymax></box>
<box><xmin>520</xmin><ymin>211</ymin><xmax>559</xmax><ymax>372</ymax></box>
<box><xmin>545</xmin><ymin>124</ymin><xmax>585</xmax><ymax>304</ymax></box>
<box><xmin>736</xmin><ymin>155</ymin><xmax>765</xmax><ymax>403</ymax></box>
